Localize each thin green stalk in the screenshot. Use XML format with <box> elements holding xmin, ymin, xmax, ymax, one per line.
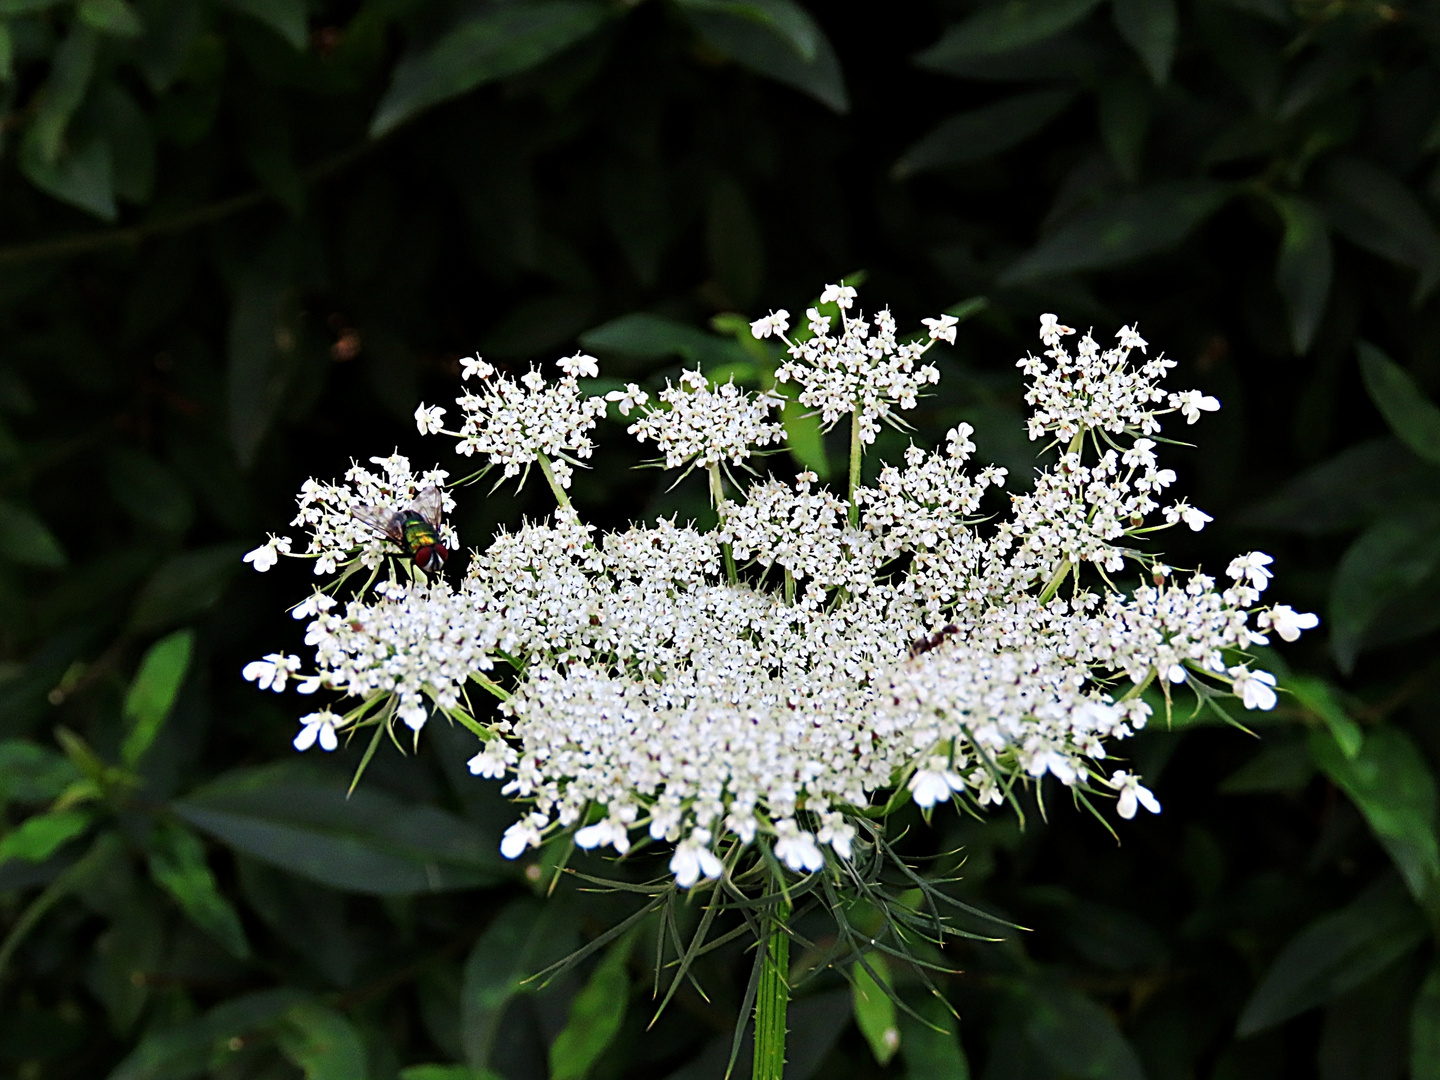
<box><xmin>710</xmin><ymin>462</ymin><xmax>738</xmax><ymax>585</ymax></box>
<box><xmin>754</xmin><ymin>902</ymin><xmax>792</xmax><ymax>1080</ymax></box>
<box><xmin>847</xmin><ymin>410</ymin><xmax>862</xmax><ymax>527</ymax></box>
<box><xmin>536</xmin><ymin>453</ymin><xmax>572</xmax><ymax>510</ymax></box>
<box><xmin>1037</xmin><ymin>559</ymin><xmax>1071</xmax><ymax>605</ymax></box>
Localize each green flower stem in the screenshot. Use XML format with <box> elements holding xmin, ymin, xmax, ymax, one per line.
<box><xmin>848</xmin><ymin>410</ymin><xmax>862</xmax><ymax>527</ymax></box>
<box><xmin>710</xmin><ymin>462</ymin><xmax>738</xmax><ymax>585</ymax></box>
<box><xmin>536</xmin><ymin>453</ymin><xmax>572</xmax><ymax>511</ymax></box>
<box><xmin>754</xmin><ymin>901</ymin><xmax>792</xmax><ymax>1080</ymax></box>
<box><xmin>1037</xmin><ymin>560</ymin><xmax>1072</xmax><ymax>605</ymax></box>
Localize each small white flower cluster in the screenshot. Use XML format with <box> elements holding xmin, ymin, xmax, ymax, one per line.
<box><xmin>444</xmin><ymin>353</ymin><xmax>608</xmax><ymax>488</ymax></box>
<box><xmin>244</xmin><ymin>288</ymin><xmax>1317</xmax><ymax>888</ymax></box>
<box><xmin>760</xmin><ymin>285</ymin><xmax>943</xmax><ymax>446</ymax></box>
<box><xmin>621</xmin><ymin>369</ymin><xmax>785</xmax><ymax>470</ymax></box>
<box><xmin>246</xmin><ymin>454</ymin><xmax>457</xmax><ymax>577</ymax></box>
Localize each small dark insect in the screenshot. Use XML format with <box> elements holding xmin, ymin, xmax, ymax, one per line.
<box><xmin>351</xmin><ymin>485</ymin><xmax>450</xmax><ymax>573</ymax></box>
<box><xmin>909</xmin><ymin>623</ymin><xmax>959</xmax><ymax>658</ymax></box>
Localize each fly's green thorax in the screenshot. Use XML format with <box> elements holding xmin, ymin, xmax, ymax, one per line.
<box><xmin>399</xmin><ymin>513</ymin><xmax>440</xmax><ymax>553</ymax></box>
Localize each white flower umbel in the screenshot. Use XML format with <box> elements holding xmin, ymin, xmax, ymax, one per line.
<box><xmin>625</xmin><ymin>370</ymin><xmax>785</xmax><ymax>471</ymax></box>
<box><xmin>245</xmin><ymin>289</ymin><xmax>1317</xmax><ymax>888</ymax></box>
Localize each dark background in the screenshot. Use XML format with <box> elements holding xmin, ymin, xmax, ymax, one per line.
<box><xmin>3</xmin><ymin>0</ymin><xmax>1440</xmax><ymax>1078</ymax></box>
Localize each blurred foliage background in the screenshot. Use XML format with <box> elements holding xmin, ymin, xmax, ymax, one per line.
<box><xmin>4</xmin><ymin>0</ymin><xmax>1440</xmax><ymax>1077</ymax></box>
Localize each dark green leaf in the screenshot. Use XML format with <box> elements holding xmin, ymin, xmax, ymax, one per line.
<box><xmin>1323</xmin><ymin>157</ymin><xmax>1440</xmax><ymax>302</ymax></box>
<box><xmin>1113</xmin><ymin>0</ymin><xmax>1176</xmax><ymax>83</ymax></box>
<box><xmin>107</xmin><ymin>988</ymin><xmax>310</xmax><ymax>1080</ymax></box>
<box><xmin>1240</xmin><ymin>438</ymin><xmax>1440</xmax><ymax>535</ymax></box>
<box><xmin>94</xmin><ymin>83</ymin><xmax>156</xmax><ymax>204</ymax></box>
<box><xmin>174</xmin><ymin>764</ymin><xmax>508</xmax><ymax>896</ymax></box>
<box><xmin>401</xmin><ymin>1068</ymin><xmax>502</xmax><ymax>1080</ymax></box>
<box><xmin>1237</xmin><ymin>875</ymin><xmax>1427</xmax><ymax>1034</ymax></box>
<box><xmin>853</xmin><ymin>953</ymin><xmax>900</xmax><ymax>1066</ymax></box>
<box><xmin>1001</xmin><ymin>181</ymin><xmax>1229</xmax><ymax>282</ymax></box>
<box><xmin>916</xmin><ymin>0</ymin><xmax>1103</xmax><ymax>64</ymax></box>
<box><xmin>0</xmin><ymin>809</ymin><xmax>92</xmax><ymax>865</ymax></box>
<box><xmin>21</xmin><ymin>128</ymin><xmax>115</xmax><ymax>221</ymax></box>
<box><xmin>1285</xmin><ymin>674</ymin><xmax>1361</xmax><ymax>759</ymax></box>
<box><xmin>681</xmin><ymin>0</ymin><xmax>848</xmax><ymax>113</ymax></box>
<box><xmin>235</xmin><ymin>856</ymin><xmax>359</xmax><ymax>987</ymax></box>
<box><xmin>580</xmin><ymin>313</ymin><xmax>745</xmax><ymax>370</ymax></box>
<box><xmin>1271</xmin><ymin>194</ymin><xmax>1333</xmax><ymax>355</ymax></box>
<box><xmin>277</xmin><ymin>1001</ymin><xmax>367</xmax><ymax>1080</ymax></box>
<box><xmin>1021</xmin><ymin>981</ymin><xmax>1145</xmax><ymax>1080</ymax></box>
<box><xmin>1096</xmin><ymin>73</ymin><xmax>1150</xmax><ymax>183</ymax></box>
<box><xmin>145</xmin><ymin>819</ymin><xmax>251</xmax><ymax>959</ymax></box>
<box><xmin>106</xmin><ymin>447</ymin><xmax>194</xmax><ymax>537</ymax></box>
<box><xmin>78</xmin><ymin>0</ymin><xmax>144</xmax><ymax>37</ymax></box>
<box><xmin>128</xmin><ymin>544</ymin><xmax>247</xmax><ymax>633</ymax></box>
<box><xmin>122</xmin><ymin>630</ymin><xmax>194</xmax><ymax>767</ymax></box>
<box><xmin>218</xmin><ymin>0</ymin><xmax>307</xmax><ymax>50</ymax></box>
<box><xmin>1412</xmin><ymin>960</ymin><xmax>1440</xmax><ymax>1080</ymax></box>
<box><xmin>1327</xmin><ymin>509</ymin><xmax>1440</xmax><ymax>672</ymax></box>
<box><xmin>706</xmin><ymin>177</ymin><xmax>765</xmax><ymax>309</ymax></box>
<box><xmin>1318</xmin><ymin>955</ymin><xmax>1414</xmax><ymax>1080</ymax></box>
<box><xmin>26</xmin><ymin>23</ymin><xmax>97</xmax><ymax>163</ymax></box>
<box><xmin>899</xmin><ymin>991</ymin><xmax>970</xmax><ymax>1080</ymax></box>
<box><xmin>894</xmin><ymin>89</ymin><xmax>1074</xmax><ymax>176</ymax></box>
<box><xmin>549</xmin><ymin>930</ymin><xmax>634</xmax><ymax>1080</ymax></box>
<box><xmin>461</xmin><ymin>897</ymin><xmax>577</xmax><ymax>1068</ymax></box>
<box><xmin>226</xmin><ymin>238</ymin><xmax>296</xmax><ymax>468</ymax></box>
<box><xmin>370</xmin><ymin>2</ymin><xmax>610</xmax><ymax>136</ymax></box>
<box><xmin>1358</xmin><ymin>341</ymin><xmax>1440</xmax><ymax>467</ymax></box>
<box><xmin>1311</xmin><ymin>727</ymin><xmax>1440</xmax><ymax>917</ymax></box>
<box><xmin>914</xmin><ymin>33</ymin><xmax>1102</xmax><ymax>80</ymax></box>
<box><xmin>0</xmin><ymin>740</ymin><xmax>81</xmax><ymax>801</ymax></box>
<box><xmin>1219</xmin><ymin>737</ymin><xmax>1315</xmax><ymax>794</ymax></box>
<box><xmin>89</xmin><ymin>896</ymin><xmax>165</xmax><ymax>1035</ymax></box>
<box><xmin>0</xmin><ymin>497</ymin><xmax>67</xmax><ymax>569</ymax></box>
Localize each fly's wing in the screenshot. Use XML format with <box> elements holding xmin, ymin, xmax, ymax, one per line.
<box><xmin>350</xmin><ymin>504</ymin><xmax>404</xmax><ymax>544</ymax></box>
<box><xmin>408</xmin><ymin>485</ymin><xmax>445</xmax><ymax>528</ymax></box>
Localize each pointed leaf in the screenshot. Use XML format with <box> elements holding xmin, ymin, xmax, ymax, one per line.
<box><xmin>371</xmin><ymin>2</ymin><xmax>610</xmax><ymax>136</ymax></box>
<box><xmin>218</xmin><ymin>0</ymin><xmax>307</xmax><ymax>50</ymax></box>
<box><xmin>1412</xmin><ymin>960</ymin><xmax>1440</xmax><ymax>1080</ymax></box>
<box><xmin>917</xmin><ymin>0</ymin><xmax>1103</xmax><ymax>63</ymax></box>
<box><xmin>580</xmin><ymin>313</ymin><xmax>746</xmax><ymax>369</ymax></box>
<box><xmin>128</xmin><ymin>544</ymin><xmax>246</xmax><ymax>633</ymax></box>
<box><xmin>462</xmin><ymin>897</ymin><xmax>577</xmax><ymax>1068</ymax></box>
<box><xmin>894</xmin><ymin>88</ymin><xmax>1074</xmax><ymax>176</ymax></box>
<box><xmin>853</xmin><ymin>953</ymin><xmax>900</xmax><ymax>1066</ymax></box>
<box><xmin>0</xmin><ymin>741</ymin><xmax>81</xmax><ymax>802</ymax></box>
<box><xmin>145</xmin><ymin>819</ymin><xmax>251</xmax><ymax>959</ymax></box>
<box><xmin>1323</xmin><ymin>157</ymin><xmax>1440</xmax><ymax>302</ymax></box>
<box><xmin>899</xmin><ymin>991</ymin><xmax>970</xmax><ymax>1079</ymax></box>
<box><xmin>1237</xmin><ymin>876</ymin><xmax>1427</xmax><ymax>1034</ymax></box>
<box><xmin>78</xmin><ymin>0</ymin><xmax>143</xmax><ymax>37</ymax></box>
<box><xmin>1271</xmin><ymin>194</ymin><xmax>1333</xmax><ymax>355</ymax></box>
<box><xmin>226</xmin><ymin>240</ymin><xmax>296</xmax><ymax>468</ymax></box>
<box><xmin>549</xmin><ymin>931</ymin><xmax>635</xmax><ymax>1080</ymax></box>
<box><xmin>1358</xmin><ymin>341</ymin><xmax>1440</xmax><ymax>466</ymax></box>
<box><xmin>1327</xmin><ymin>509</ymin><xmax>1440</xmax><ymax>672</ymax></box>
<box><xmin>277</xmin><ymin>1001</ymin><xmax>367</xmax><ymax>1080</ymax></box>
<box><xmin>680</xmin><ymin>0</ymin><xmax>848</xmax><ymax>112</ymax></box>
<box><xmin>0</xmin><ymin>497</ymin><xmax>67</xmax><ymax>569</ymax></box>
<box><xmin>1113</xmin><ymin>0</ymin><xmax>1177</xmax><ymax>84</ymax></box>
<box><xmin>1240</xmin><ymin>437</ymin><xmax>1440</xmax><ymax>536</ymax></box>
<box><xmin>0</xmin><ymin>809</ymin><xmax>92</xmax><ymax>866</ymax></box>
<box><xmin>1022</xmin><ymin>981</ymin><xmax>1145</xmax><ymax>1080</ymax></box>
<box><xmin>122</xmin><ymin>629</ymin><xmax>194</xmax><ymax>766</ymax></box>
<box><xmin>1001</xmin><ymin>180</ymin><xmax>1229</xmax><ymax>282</ymax></box>
<box><xmin>174</xmin><ymin>764</ymin><xmax>508</xmax><ymax>895</ymax></box>
<box><xmin>1310</xmin><ymin>726</ymin><xmax>1440</xmax><ymax>917</ymax></box>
